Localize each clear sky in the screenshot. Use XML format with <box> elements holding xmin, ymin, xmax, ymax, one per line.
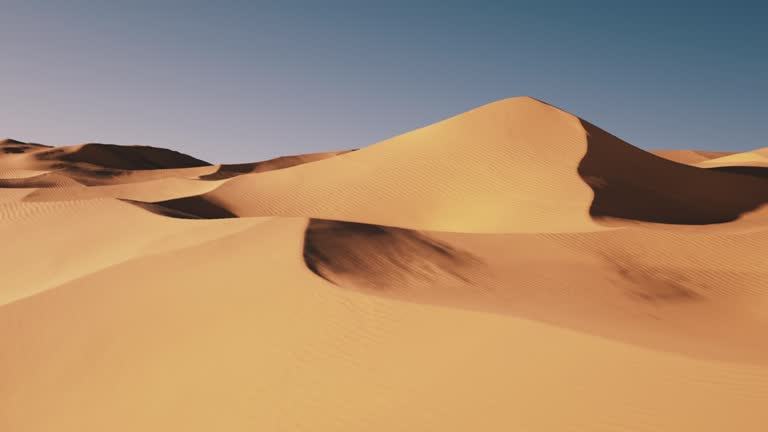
<box><xmin>1</xmin><ymin>1</ymin><xmax>766</xmax><ymax>163</ymax></box>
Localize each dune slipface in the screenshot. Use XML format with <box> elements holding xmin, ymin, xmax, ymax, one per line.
<box><xmin>2</xmin><ymin>97</ymin><xmax>768</xmax><ymax>432</ymax></box>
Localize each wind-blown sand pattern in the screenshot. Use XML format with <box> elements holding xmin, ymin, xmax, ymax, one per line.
<box><xmin>2</xmin><ymin>97</ymin><xmax>767</xmax><ymax>431</ymax></box>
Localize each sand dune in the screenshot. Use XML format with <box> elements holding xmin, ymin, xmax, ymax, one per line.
<box><xmin>193</xmin><ymin>97</ymin><xmax>768</xmax><ymax>230</ymax></box>
<box><xmin>698</xmin><ymin>147</ymin><xmax>768</xmax><ymax>168</ymax></box>
<box><xmin>34</xmin><ymin>142</ymin><xmax>212</xmax><ymax>170</ymax></box>
<box><xmin>201</xmin><ymin>97</ymin><xmax>603</xmax><ymax>232</ymax></box>
<box><xmin>23</xmin><ymin>178</ymin><xmax>225</xmax><ymax>203</ymax></box>
<box><xmin>305</xmin><ymin>218</ymin><xmax>768</xmax><ymax>363</ymax></box>
<box><xmin>3</xmin><ymin>217</ymin><xmax>767</xmax><ymax>431</ymax></box>
<box><xmin>2</xmin><ymin>98</ymin><xmax>768</xmax><ymax>431</ymax></box>
<box><xmin>650</xmin><ymin>149</ymin><xmax>735</xmax><ymax>165</ymax></box>
<box><xmin>200</xmin><ymin>150</ymin><xmax>355</xmax><ymax>180</ymax></box>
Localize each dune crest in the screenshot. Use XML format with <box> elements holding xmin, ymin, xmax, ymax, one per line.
<box><xmin>202</xmin><ymin>97</ymin><xmax>601</xmax><ymax>232</ymax></box>
<box><xmin>650</xmin><ymin>149</ymin><xmax>735</xmax><ymax>165</ymax></box>
<box><xmin>193</xmin><ymin>97</ymin><xmax>768</xmax><ymax>231</ymax></box>
<box><xmin>3</xmin><ymin>98</ymin><xmax>768</xmax><ymax>431</ymax></box>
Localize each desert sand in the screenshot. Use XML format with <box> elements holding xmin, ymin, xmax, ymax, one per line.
<box><xmin>2</xmin><ymin>97</ymin><xmax>767</xmax><ymax>431</ymax></box>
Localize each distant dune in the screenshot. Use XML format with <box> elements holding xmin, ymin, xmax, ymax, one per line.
<box><xmin>2</xmin><ymin>97</ymin><xmax>768</xmax><ymax>432</ymax></box>
<box><xmin>650</xmin><ymin>149</ymin><xmax>735</xmax><ymax>165</ymax></box>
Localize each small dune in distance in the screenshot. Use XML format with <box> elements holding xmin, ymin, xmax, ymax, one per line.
<box><xmin>2</xmin><ymin>97</ymin><xmax>768</xmax><ymax>431</ymax></box>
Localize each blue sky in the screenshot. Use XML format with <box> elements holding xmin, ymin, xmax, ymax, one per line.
<box><xmin>1</xmin><ymin>1</ymin><xmax>765</xmax><ymax>163</ymax></box>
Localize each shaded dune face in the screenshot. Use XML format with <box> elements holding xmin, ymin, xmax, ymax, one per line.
<box><xmin>705</xmin><ymin>165</ymin><xmax>768</xmax><ymax>179</ymax></box>
<box><xmin>140</xmin><ymin>195</ymin><xmax>238</xmax><ymax>219</ymax></box>
<box><xmin>303</xmin><ymin>219</ymin><xmax>481</xmax><ymax>291</ymax></box>
<box><xmin>0</xmin><ymin>139</ymin><xmax>51</xmax><ymax>154</ymax></box>
<box><xmin>35</xmin><ymin>143</ymin><xmax>211</xmax><ymax>170</ymax></box>
<box><xmin>183</xmin><ymin>98</ymin><xmax>767</xmax><ymax>232</ymax></box>
<box><xmin>299</xmin><ymin>218</ymin><xmax>768</xmax><ymax>362</ymax></box>
<box><xmin>577</xmin><ymin>120</ymin><xmax>768</xmax><ymax>225</ymax></box>
<box><xmin>5</xmin><ymin>100</ymin><xmax>768</xmax><ymax>431</ymax></box>
<box><xmin>121</xmin><ymin>200</ymin><xmax>210</xmax><ymax>220</ymax></box>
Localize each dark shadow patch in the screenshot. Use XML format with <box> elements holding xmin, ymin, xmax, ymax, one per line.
<box><xmin>2</xmin><ymin>147</ymin><xmax>28</xmax><ymax>154</ymax></box>
<box><xmin>0</xmin><ymin>139</ymin><xmax>51</xmax><ymax>154</ymax></box>
<box><xmin>199</xmin><ymin>163</ymin><xmax>257</xmax><ymax>181</ymax></box>
<box><xmin>36</xmin><ymin>143</ymin><xmax>210</xmax><ymax>170</ymax></box>
<box><xmin>54</xmin><ymin>165</ymin><xmax>125</xmax><ymax>186</ymax></box>
<box><xmin>303</xmin><ymin>219</ymin><xmax>480</xmax><ymax>290</ymax></box>
<box><xmin>578</xmin><ymin>119</ymin><xmax>768</xmax><ymax>224</ymax></box>
<box><xmin>706</xmin><ymin>166</ymin><xmax>768</xmax><ymax>180</ymax></box>
<box><xmin>121</xmin><ymin>199</ymin><xmax>205</xmax><ymax>220</ymax></box>
<box><xmin>35</xmin><ymin>148</ymin><xmax>67</xmax><ymax>160</ymax></box>
<box><xmin>143</xmin><ymin>196</ymin><xmax>237</xmax><ymax>219</ymax></box>
<box><xmin>0</xmin><ymin>139</ymin><xmax>49</xmax><ymax>147</ymax></box>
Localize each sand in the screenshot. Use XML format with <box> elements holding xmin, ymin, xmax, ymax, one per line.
<box><xmin>650</xmin><ymin>149</ymin><xmax>735</xmax><ymax>165</ymax></box>
<box><xmin>2</xmin><ymin>97</ymin><xmax>767</xmax><ymax>431</ymax></box>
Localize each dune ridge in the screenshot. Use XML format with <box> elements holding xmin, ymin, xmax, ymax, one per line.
<box><xmin>2</xmin><ymin>97</ymin><xmax>768</xmax><ymax>431</ymax></box>
<box><xmin>650</xmin><ymin>149</ymin><xmax>735</xmax><ymax>165</ymax></box>
<box><xmin>191</xmin><ymin>97</ymin><xmax>768</xmax><ymax>230</ymax></box>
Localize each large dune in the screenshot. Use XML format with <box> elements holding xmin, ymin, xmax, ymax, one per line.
<box><xmin>189</xmin><ymin>98</ymin><xmax>768</xmax><ymax>230</ymax></box>
<box><xmin>2</xmin><ymin>97</ymin><xmax>768</xmax><ymax>431</ymax></box>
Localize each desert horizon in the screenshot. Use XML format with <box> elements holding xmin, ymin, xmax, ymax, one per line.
<box><xmin>2</xmin><ymin>96</ymin><xmax>768</xmax><ymax>431</ymax></box>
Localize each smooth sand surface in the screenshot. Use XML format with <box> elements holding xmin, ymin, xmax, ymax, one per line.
<box><xmin>650</xmin><ymin>149</ymin><xmax>735</xmax><ymax>165</ymax></box>
<box><xmin>2</xmin><ymin>97</ymin><xmax>768</xmax><ymax>431</ymax></box>
<box><xmin>697</xmin><ymin>147</ymin><xmax>768</xmax><ymax>168</ymax></box>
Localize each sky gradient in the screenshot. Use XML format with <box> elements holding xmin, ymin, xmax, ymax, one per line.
<box><xmin>1</xmin><ymin>1</ymin><xmax>766</xmax><ymax>163</ymax></box>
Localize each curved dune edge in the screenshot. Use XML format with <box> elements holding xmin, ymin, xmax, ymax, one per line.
<box><xmin>2</xmin><ymin>217</ymin><xmax>768</xmax><ymax>432</ymax></box>
<box><xmin>201</xmin><ymin>97</ymin><xmax>601</xmax><ymax>233</ymax></box>
<box><xmin>302</xmin><ymin>218</ymin><xmax>768</xmax><ymax>363</ymax></box>
<box><xmin>199</xmin><ymin>150</ymin><xmax>356</xmax><ymax>180</ymax></box>
<box><xmin>697</xmin><ymin>147</ymin><xmax>768</xmax><ymax>168</ymax></box>
<box><xmin>33</xmin><ymin>143</ymin><xmax>212</xmax><ymax>170</ymax></box>
<box><xmin>578</xmin><ymin>121</ymin><xmax>768</xmax><ymax>225</ymax></box>
<box><xmin>1</xmin><ymin>138</ymin><xmax>350</xmax><ymax>189</ymax></box>
<box><xmin>4</xmin><ymin>98</ymin><xmax>768</xmax><ymax>431</ymax></box>
<box><xmin>5</xmin><ymin>98</ymin><xmax>766</xmax><ymax>231</ymax></box>
<box><xmin>0</xmin><ymin>198</ymin><xmax>271</xmax><ymax>305</ymax></box>
<box><xmin>22</xmin><ymin>178</ymin><xmax>227</xmax><ymax>203</ymax></box>
<box><xmin>181</xmin><ymin>97</ymin><xmax>768</xmax><ymax>232</ymax></box>
<box><xmin>649</xmin><ymin>149</ymin><xmax>735</xmax><ymax>165</ymax></box>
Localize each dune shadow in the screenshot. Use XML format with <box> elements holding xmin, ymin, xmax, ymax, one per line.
<box><xmin>2</xmin><ymin>147</ymin><xmax>27</xmax><ymax>154</ymax></box>
<box><xmin>36</xmin><ymin>144</ymin><xmax>210</xmax><ymax>170</ymax></box>
<box><xmin>127</xmin><ymin>195</ymin><xmax>237</xmax><ymax>219</ymax></box>
<box><xmin>303</xmin><ymin>219</ymin><xmax>479</xmax><ymax>290</ymax></box>
<box><xmin>705</xmin><ymin>165</ymin><xmax>768</xmax><ymax>180</ymax></box>
<box><xmin>577</xmin><ymin>120</ymin><xmax>768</xmax><ymax>224</ymax></box>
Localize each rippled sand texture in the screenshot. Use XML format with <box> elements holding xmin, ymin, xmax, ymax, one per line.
<box><xmin>2</xmin><ymin>98</ymin><xmax>768</xmax><ymax>431</ymax></box>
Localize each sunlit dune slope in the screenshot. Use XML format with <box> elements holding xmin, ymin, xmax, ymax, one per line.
<box><xmin>0</xmin><ymin>138</ymin><xmax>351</xmax><ymax>201</ymax></box>
<box><xmin>2</xmin><ymin>218</ymin><xmax>768</xmax><ymax>432</ymax></box>
<box><xmin>304</xmin><ymin>217</ymin><xmax>768</xmax><ymax>363</ymax></box>
<box><xmin>697</xmin><ymin>147</ymin><xmax>768</xmax><ymax>168</ymax></box>
<box><xmin>3</xmin><ymin>98</ymin><xmax>768</xmax><ymax>432</ymax></box>
<box><xmin>22</xmin><ymin>178</ymin><xmax>226</xmax><ymax>203</ymax></box>
<box><xmin>202</xmin><ymin>97</ymin><xmax>602</xmax><ymax>232</ymax></box>
<box><xmin>200</xmin><ymin>150</ymin><xmax>355</xmax><ymax>180</ymax></box>
<box><xmin>196</xmin><ymin>97</ymin><xmax>768</xmax><ymax>231</ymax></box>
<box><xmin>0</xmin><ymin>198</ymin><xmax>266</xmax><ymax>304</ymax></box>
